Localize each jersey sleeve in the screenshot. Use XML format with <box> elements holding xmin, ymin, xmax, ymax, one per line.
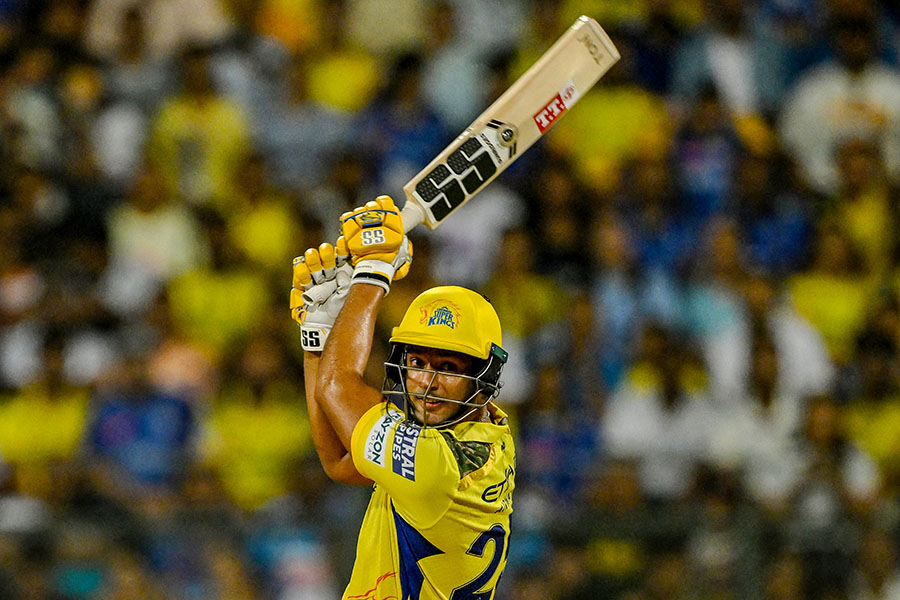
<box><xmin>351</xmin><ymin>403</ymin><xmax>457</xmax><ymax>528</ymax></box>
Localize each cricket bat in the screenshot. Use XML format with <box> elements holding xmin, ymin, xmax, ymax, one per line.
<box><xmin>303</xmin><ymin>17</ymin><xmax>617</xmax><ymax>304</ymax></box>
<box><xmin>399</xmin><ymin>15</ymin><xmax>620</xmax><ymax>232</ymax></box>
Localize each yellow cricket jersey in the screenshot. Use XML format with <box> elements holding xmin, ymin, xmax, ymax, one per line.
<box><xmin>346</xmin><ymin>401</ymin><xmax>516</xmax><ymax>600</ymax></box>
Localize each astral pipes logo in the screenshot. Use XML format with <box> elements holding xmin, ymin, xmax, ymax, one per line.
<box><xmin>419</xmin><ymin>300</ymin><xmax>462</xmax><ymax>330</ymax></box>
<box><xmin>392</xmin><ymin>423</ymin><xmax>420</xmax><ymax>481</ymax></box>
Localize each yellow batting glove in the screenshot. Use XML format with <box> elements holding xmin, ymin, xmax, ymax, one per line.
<box><xmin>393</xmin><ymin>242</ymin><xmax>412</xmax><ymax>281</ymax></box>
<box><xmin>336</xmin><ymin>235</ymin><xmax>350</xmax><ymax>266</ymax></box>
<box><xmin>341</xmin><ymin>196</ymin><xmax>404</xmax><ymax>264</ymax></box>
<box><xmin>290</xmin><ymin>242</ymin><xmax>353</xmax><ymax>351</ymax></box>
<box><xmin>340</xmin><ymin>195</ymin><xmax>412</xmax><ymax>293</ymax></box>
<box><xmin>290</xmin><ymin>256</ymin><xmax>313</xmax><ymax>325</ymax></box>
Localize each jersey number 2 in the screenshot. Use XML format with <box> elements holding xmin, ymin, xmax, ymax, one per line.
<box><xmin>450</xmin><ymin>524</ymin><xmax>508</xmax><ymax>600</ymax></box>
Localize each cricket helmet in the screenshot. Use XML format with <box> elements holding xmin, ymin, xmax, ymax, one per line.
<box><xmin>383</xmin><ymin>286</ymin><xmax>508</xmax><ymax>427</ymax></box>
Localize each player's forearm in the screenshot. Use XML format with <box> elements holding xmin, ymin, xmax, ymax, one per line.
<box><xmin>304</xmin><ymin>350</ymin><xmax>370</xmax><ymax>484</ymax></box>
<box><xmin>316</xmin><ymin>283</ymin><xmax>384</xmax><ymax>449</ymax></box>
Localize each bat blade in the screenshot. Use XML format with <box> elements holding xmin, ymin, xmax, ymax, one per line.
<box><xmin>400</xmin><ymin>15</ymin><xmax>620</xmax><ymax>232</ymax></box>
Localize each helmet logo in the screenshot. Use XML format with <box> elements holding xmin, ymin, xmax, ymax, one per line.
<box><xmin>429</xmin><ymin>307</ymin><xmax>456</xmax><ymax>328</ymax></box>
<box><xmin>419</xmin><ymin>300</ymin><xmax>462</xmax><ymax>329</ymax></box>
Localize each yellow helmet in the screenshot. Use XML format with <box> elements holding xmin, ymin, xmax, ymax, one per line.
<box><xmin>390</xmin><ymin>286</ymin><xmax>503</xmax><ymax>359</ymax></box>
<box><xmin>383</xmin><ymin>286</ymin><xmax>508</xmax><ymax>428</ymax></box>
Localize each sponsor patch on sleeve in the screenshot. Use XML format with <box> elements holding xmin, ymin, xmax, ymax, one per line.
<box><xmin>364</xmin><ymin>409</ymin><xmax>401</xmax><ymax>468</ymax></box>
<box><xmin>392</xmin><ymin>423</ymin><xmax>420</xmax><ymax>481</ymax></box>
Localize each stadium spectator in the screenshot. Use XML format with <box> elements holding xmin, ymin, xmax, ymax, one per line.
<box><xmin>733</xmin><ymin>148</ymin><xmax>816</xmax><ymax>276</ymax></box>
<box><xmin>303</xmin><ymin>0</ymin><xmax>380</xmax><ymax>113</ymax></box>
<box><xmin>548</xmin><ymin>34</ymin><xmax>672</xmax><ymax>198</ymax></box>
<box><xmin>670</xmin><ymin>0</ymin><xmax>789</xmax><ymax>118</ymax></box>
<box><xmin>0</xmin><ymin>337</ymin><xmax>88</xmax><ymax>499</ymax></box>
<box><xmin>517</xmin><ymin>364</ymin><xmax>600</xmax><ymax>506</ymax></box>
<box><xmin>147</xmin><ymin>43</ymin><xmax>250</xmax><ymax>210</ymax></box>
<box><xmin>849</xmin><ymin>526</ymin><xmax>900</xmax><ymax>600</ymax></box>
<box><xmin>82</xmin><ymin>0</ymin><xmax>231</xmax><ymax>62</ymax></box>
<box><xmin>353</xmin><ymin>51</ymin><xmax>450</xmax><ymax>193</ymax></box>
<box><xmin>672</xmin><ymin>85</ymin><xmax>743</xmax><ymax>222</ymax></box>
<box><xmin>702</xmin><ymin>270</ymin><xmax>834</xmax><ymax>405</ymax></box>
<box><xmin>102</xmin><ymin>162</ymin><xmax>209</xmax><ymax>318</ymax></box>
<box><xmin>588</xmin><ymin>211</ymin><xmax>683</xmax><ymax>387</ymax></box>
<box><xmin>788</xmin><ymin>394</ymin><xmax>882</xmax><ymax>598</ymax></box>
<box><xmin>96</xmin><ymin>6</ymin><xmax>171</xmax><ymax>116</ymax></box>
<box><xmin>253</xmin><ymin>50</ymin><xmax>352</xmax><ymax>195</ymax></box>
<box><xmin>827</xmin><ymin>138</ymin><xmax>899</xmax><ymax>280</ymax></box>
<box><xmin>200</xmin><ymin>333</ymin><xmax>311</xmax><ymax>512</ymax></box>
<box><xmin>708</xmin><ymin>326</ymin><xmax>806</xmax><ymax>513</ymax></box>
<box><xmin>843</xmin><ymin>317</ymin><xmax>900</xmax><ymax>489</ymax></box>
<box><xmin>779</xmin><ymin>6</ymin><xmax>900</xmax><ymax>195</ymax></box>
<box><xmin>165</xmin><ymin>208</ymin><xmax>270</xmax><ymax>358</ymax></box>
<box><xmin>223</xmin><ymin>151</ymin><xmax>303</xmax><ymax>274</ymax></box>
<box><xmin>86</xmin><ymin>355</ymin><xmax>194</xmax><ymax>498</ymax></box>
<box><xmin>602</xmin><ymin>323</ymin><xmax>715</xmax><ymax>501</ymax></box>
<box><xmin>788</xmin><ymin>223</ymin><xmax>875</xmax><ymax>365</ymax></box>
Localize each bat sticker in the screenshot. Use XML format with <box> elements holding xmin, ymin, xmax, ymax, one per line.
<box><xmin>533</xmin><ymin>81</ymin><xmax>579</xmax><ymax>133</ymax></box>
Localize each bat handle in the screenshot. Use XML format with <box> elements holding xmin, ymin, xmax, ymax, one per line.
<box><xmin>302</xmin><ymin>282</ymin><xmax>336</xmax><ymax>305</ymax></box>
<box><xmin>400</xmin><ymin>201</ymin><xmax>425</xmax><ymax>233</ymax></box>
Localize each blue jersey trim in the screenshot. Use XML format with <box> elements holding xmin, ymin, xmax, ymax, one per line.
<box><xmin>392</xmin><ymin>502</ymin><xmax>445</xmax><ymax>600</ymax></box>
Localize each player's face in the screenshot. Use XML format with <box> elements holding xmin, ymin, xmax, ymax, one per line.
<box><xmin>404</xmin><ymin>347</ymin><xmax>475</xmax><ymax>426</ymax></box>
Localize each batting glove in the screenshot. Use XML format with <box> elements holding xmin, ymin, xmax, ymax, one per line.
<box><xmin>290</xmin><ymin>240</ymin><xmax>353</xmax><ymax>351</ymax></box>
<box><xmin>340</xmin><ymin>195</ymin><xmax>412</xmax><ymax>293</ymax></box>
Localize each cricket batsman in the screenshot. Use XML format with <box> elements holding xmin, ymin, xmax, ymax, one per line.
<box><xmin>291</xmin><ymin>195</ymin><xmax>516</xmax><ymax>599</ymax></box>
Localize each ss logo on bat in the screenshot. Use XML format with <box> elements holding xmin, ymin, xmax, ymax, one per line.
<box><xmin>414</xmin><ymin>137</ymin><xmax>497</xmax><ymax>222</ymax></box>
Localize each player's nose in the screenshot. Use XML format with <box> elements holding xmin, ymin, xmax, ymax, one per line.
<box><xmin>407</xmin><ymin>365</ymin><xmax>438</xmax><ymax>393</ymax></box>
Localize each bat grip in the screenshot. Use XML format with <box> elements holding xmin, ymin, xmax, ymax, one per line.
<box><xmin>400</xmin><ymin>201</ymin><xmax>425</xmax><ymax>233</ymax></box>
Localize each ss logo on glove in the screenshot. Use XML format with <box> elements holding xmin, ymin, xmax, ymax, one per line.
<box><xmin>301</xmin><ymin>329</ymin><xmax>321</xmax><ymax>349</ymax></box>
<box><xmin>361</xmin><ymin>229</ymin><xmax>386</xmax><ymax>246</ymax></box>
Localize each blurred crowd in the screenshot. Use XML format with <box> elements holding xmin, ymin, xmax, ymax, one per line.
<box><xmin>0</xmin><ymin>0</ymin><xmax>899</xmax><ymax>598</ymax></box>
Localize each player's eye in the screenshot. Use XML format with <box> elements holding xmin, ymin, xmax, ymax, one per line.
<box><xmin>407</xmin><ymin>356</ymin><xmax>425</xmax><ymax>368</ymax></box>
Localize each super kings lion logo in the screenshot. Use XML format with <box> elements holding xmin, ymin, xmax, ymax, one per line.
<box><xmin>419</xmin><ymin>300</ymin><xmax>462</xmax><ymax>330</ymax></box>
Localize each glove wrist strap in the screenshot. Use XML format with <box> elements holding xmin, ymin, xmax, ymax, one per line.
<box><xmin>351</xmin><ymin>259</ymin><xmax>395</xmax><ymax>293</ymax></box>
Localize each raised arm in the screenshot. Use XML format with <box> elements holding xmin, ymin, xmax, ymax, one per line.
<box><xmin>292</xmin><ymin>244</ymin><xmax>370</xmax><ymax>485</ymax></box>
<box><xmin>303</xmin><ymin>350</ymin><xmax>371</xmax><ymax>485</ymax></box>
<box><xmin>315</xmin><ymin>284</ymin><xmax>385</xmax><ymax>449</ymax></box>
<box><xmin>291</xmin><ymin>196</ymin><xmax>412</xmax><ymax>479</ymax></box>
<box><xmin>316</xmin><ymin>195</ymin><xmax>412</xmax><ymax>453</ymax></box>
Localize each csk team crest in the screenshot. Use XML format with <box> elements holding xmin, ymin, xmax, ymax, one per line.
<box><xmin>419</xmin><ymin>300</ymin><xmax>462</xmax><ymax>330</ymax></box>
